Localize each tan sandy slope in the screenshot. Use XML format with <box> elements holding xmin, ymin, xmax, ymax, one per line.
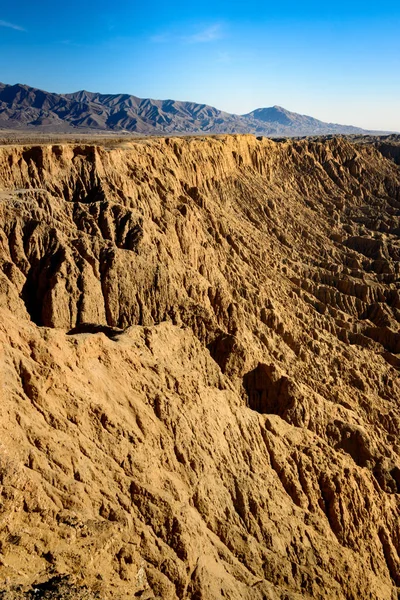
<box><xmin>0</xmin><ymin>135</ymin><xmax>400</xmax><ymax>598</ymax></box>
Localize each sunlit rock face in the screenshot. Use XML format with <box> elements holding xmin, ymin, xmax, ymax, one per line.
<box><xmin>0</xmin><ymin>134</ymin><xmax>399</xmax><ymax>599</ymax></box>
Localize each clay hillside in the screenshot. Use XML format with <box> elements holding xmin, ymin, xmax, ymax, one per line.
<box><xmin>0</xmin><ymin>82</ymin><xmax>380</xmax><ymax>136</ymax></box>
<box><xmin>1</xmin><ymin>133</ymin><xmax>400</xmax><ymax>600</ymax></box>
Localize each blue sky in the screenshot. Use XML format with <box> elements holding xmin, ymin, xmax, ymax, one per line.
<box><xmin>0</xmin><ymin>0</ymin><xmax>399</xmax><ymax>131</ymax></box>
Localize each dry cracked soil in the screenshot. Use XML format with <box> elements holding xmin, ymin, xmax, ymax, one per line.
<box><xmin>0</xmin><ymin>134</ymin><xmax>400</xmax><ymax>599</ymax></box>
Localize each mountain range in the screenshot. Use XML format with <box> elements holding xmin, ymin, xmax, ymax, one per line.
<box><xmin>0</xmin><ymin>82</ymin><xmax>385</xmax><ymax>137</ymax></box>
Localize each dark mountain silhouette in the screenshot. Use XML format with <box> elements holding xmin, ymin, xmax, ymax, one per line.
<box><xmin>0</xmin><ymin>82</ymin><xmax>383</xmax><ymax>136</ymax></box>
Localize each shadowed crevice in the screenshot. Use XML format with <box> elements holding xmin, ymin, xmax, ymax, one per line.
<box><xmin>66</xmin><ymin>322</ymin><xmax>124</xmax><ymax>339</ymax></box>
<box><xmin>243</xmin><ymin>363</ymin><xmax>295</xmax><ymax>415</ymax></box>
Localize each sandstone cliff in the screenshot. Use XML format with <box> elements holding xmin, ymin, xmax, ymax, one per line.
<box><xmin>0</xmin><ymin>135</ymin><xmax>400</xmax><ymax>599</ymax></box>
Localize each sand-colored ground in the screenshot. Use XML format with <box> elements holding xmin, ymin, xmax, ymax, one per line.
<box><xmin>0</xmin><ymin>135</ymin><xmax>399</xmax><ymax>598</ymax></box>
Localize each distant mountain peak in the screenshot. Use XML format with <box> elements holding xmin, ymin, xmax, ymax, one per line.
<box><xmin>0</xmin><ymin>82</ymin><xmax>383</xmax><ymax>136</ymax></box>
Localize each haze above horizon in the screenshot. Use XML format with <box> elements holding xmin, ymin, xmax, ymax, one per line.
<box><xmin>0</xmin><ymin>0</ymin><xmax>399</xmax><ymax>132</ymax></box>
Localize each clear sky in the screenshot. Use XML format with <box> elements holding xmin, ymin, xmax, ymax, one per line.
<box><xmin>0</xmin><ymin>0</ymin><xmax>399</xmax><ymax>131</ymax></box>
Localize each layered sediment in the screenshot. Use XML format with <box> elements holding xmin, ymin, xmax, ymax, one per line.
<box><xmin>0</xmin><ymin>135</ymin><xmax>399</xmax><ymax>599</ymax></box>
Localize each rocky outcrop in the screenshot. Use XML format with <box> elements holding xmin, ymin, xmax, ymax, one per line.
<box><xmin>0</xmin><ymin>135</ymin><xmax>400</xmax><ymax>599</ymax></box>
